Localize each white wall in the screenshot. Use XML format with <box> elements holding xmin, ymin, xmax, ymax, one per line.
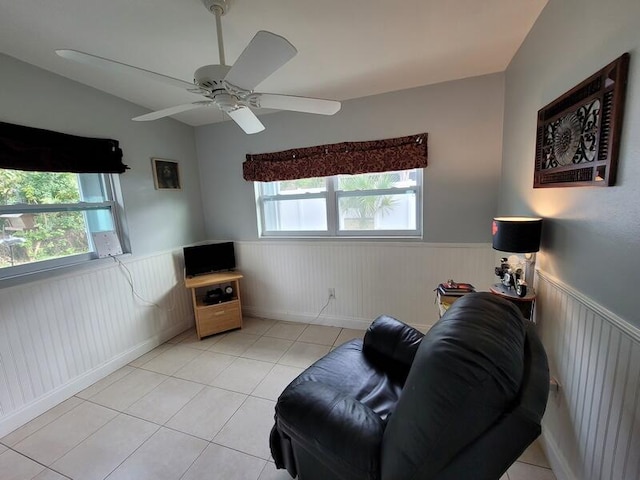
<box><xmin>195</xmin><ymin>73</ymin><xmax>506</xmax><ymax>362</ymax></box>
<box><xmin>236</xmin><ymin>241</ymin><xmax>496</xmax><ymax>330</ymax></box>
<box><xmin>500</xmin><ymin>0</ymin><xmax>640</xmax><ymax>326</ymax></box>
<box><xmin>0</xmin><ymin>251</ymin><xmax>193</xmax><ymax>437</ymax></box>
<box><xmin>0</xmin><ymin>53</ymin><xmax>206</xmax><ymax>254</ymax></box>
<box><xmin>0</xmin><ymin>54</ymin><xmax>205</xmax><ymax>434</ymax></box>
<box><xmin>195</xmin><ymin>72</ymin><xmax>505</xmax><ymax>243</ymax></box>
<box><xmin>501</xmin><ymin>0</ymin><xmax>640</xmax><ymax>478</ymax></box>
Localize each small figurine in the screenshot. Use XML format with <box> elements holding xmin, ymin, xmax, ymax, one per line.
<box><xmin>495</xmin><ymin>256</ymin><xmax>528</xmax><ymax>297</ymax></box>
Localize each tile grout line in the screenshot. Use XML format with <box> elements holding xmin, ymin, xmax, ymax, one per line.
<box><xmin>1</xmin><ymin>397</ymin><xmax>88</xmax><ymax>452</ymax></box>
<box><xmin>174</xmin><ymin>442</ymin><xmax>210</xmax><ymax>480</ymax></box>
<box><xmin>52</xmin><ymin>411</ymin><xmax>160</xmax><ymax>480</ymax></box>
<box><xmin>6</xmin><ymin>321</ymin><xmax>366</xmax><ymax>479</ymax></box>
<box><xmin>2</xmin><ymin>443</ymin><xmax>73</xmax><ymax>479</ymax></box>
<box><xmin>6</xmin><ymin>319</ymin><xmax>554</xmax><ymax>479</ymax></box>
<box><xmin>96</xmin><ymin>421</ymin><xmax>167</xmax><ymax>480</ymax></box>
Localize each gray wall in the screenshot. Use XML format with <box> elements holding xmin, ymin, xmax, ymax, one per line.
<box><xmin>501</xmin><ymin>0</ymin><xmax>640</xmax><ymax>325</ymax></box>
<box><xmin>0</xmin><ymin>53</ymin><xmax>206</xmax><ymax>256</ymax></box>
<box><xmin>195</xmin><ymin>73</ymin><xmax>505</xmax><ymax>243</ymax></box>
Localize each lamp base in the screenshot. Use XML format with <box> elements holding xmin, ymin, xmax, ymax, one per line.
<box><xmin>494</xmin><ymin>253</ymin><xmax>537</xmax><ymax>297</ymax></box>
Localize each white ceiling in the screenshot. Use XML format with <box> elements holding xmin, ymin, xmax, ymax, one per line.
<box><xmin>0</xmin><ymin>0</ymin><xmax>547</xmax><ymax>127</ymax></box>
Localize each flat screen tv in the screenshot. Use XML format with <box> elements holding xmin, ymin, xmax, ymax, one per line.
<box><xmin>183</xmin><ymin>242</ymin><xmax>236</xmax><ymax>277</ymax></box>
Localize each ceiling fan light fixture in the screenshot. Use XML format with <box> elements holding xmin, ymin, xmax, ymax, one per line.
<box><xmin>214</xmin><ymin>92</ymin><xmax>240</xmax><ymax>110</ymax></box>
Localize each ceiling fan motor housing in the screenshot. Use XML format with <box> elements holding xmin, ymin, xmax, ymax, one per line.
<box><xmin>194</xmin><ymin>64</ymin><xmax>232</xmax><ymax>91</ymax></box>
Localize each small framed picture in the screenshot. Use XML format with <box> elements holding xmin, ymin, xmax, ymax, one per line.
<box><xmin>151</xmin><ymin>158</ymin><xmax>181</xmax><ymax>190</ymax></box>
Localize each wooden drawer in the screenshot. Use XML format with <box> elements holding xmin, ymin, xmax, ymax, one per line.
<box><xmin>196</xmin><ymin>301</ymin><xmax>241</xmax><ymax>338</ymax></box>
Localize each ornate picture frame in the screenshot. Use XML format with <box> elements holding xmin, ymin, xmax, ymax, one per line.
<box><xmin>151</xmin><ymin>158</ymin><xmax>181</xmax><ymax>190</ymax></box>
<box><xmin>534</xmin><ymin>53</ymin><xmax>629</xmax><ymax>188</ymax></box>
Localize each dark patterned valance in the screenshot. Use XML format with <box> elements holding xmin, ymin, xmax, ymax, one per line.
<box><xmin>243</xmin><ymin>133</ymin><xmax>428</xmax><ymax>182</ymax></box>
<box><xmin>0</xmin><ymin>121</ymin><xmax>128</xmax><ymax>174</ymax></box>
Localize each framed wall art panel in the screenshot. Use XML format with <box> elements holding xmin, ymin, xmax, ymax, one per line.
<box><xmin>534</xmin><ymin>53</ymin><xmax>629</xmax><ymax>188</ymax></box>
<box><xmin>151</xmin><ymin>158</ymin><xmax>181</xmax><ymax>190</ymax></box>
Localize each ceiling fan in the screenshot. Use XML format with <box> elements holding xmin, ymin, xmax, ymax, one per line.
<box><xmin>55</xmin><ymin>0</ymin><xmax>341</xmax><ymax>134</ymax></box>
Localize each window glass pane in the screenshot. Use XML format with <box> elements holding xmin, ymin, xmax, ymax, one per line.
<box><xmin>1</xmin><ymin>167</ymin><xmax>120</xmax><ymax>275</ymax></box>
<box><xmin>255</xmin><ymin>168</ymin><xmax>420</xmax><ymax>237</ymax></box>
<box><xmin>336</xmin><ymin>170</ymin><xmax>417</xmax><ymax>191</ymax></box>
<box><xmin>263</xmin><ymin>198</ymin><xmax>327</xmax><ymax>231</ymax></box>
<box><xmin>338</xmin><ymin>192</ymin><xmax>417</xmax><ymax>231</ymax></box>
<box><xmin>0</xmin><ymin>210</ymin><xmax>92</xmax><ymax>269</ymax></box>
<box><xmin>263</xmin><ymin>177</ymin><xmax>326</xmax><ymax>196</ymax></box>
<box><xmin>78</xmin><ymin>173</ymin><xmax>108</xmax><ymax>202</ymax></box>
<box><xmin>0</xmin><ymin>170</ymin><xmax>82</xmax><ymax>205</ymax></box>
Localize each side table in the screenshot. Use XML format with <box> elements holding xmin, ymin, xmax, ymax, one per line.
<box><xmin>489</xmin><ymin>283</ymin><xmax>536</xmax><ymax>321</ymax></box>
<box><xmin>185</xmin><ymin>271</ymin><xmax>244</xmax><ymax>339</ymax></box>
<box><xmin>436</xmin><ymin>292</ymin><xmax>473</xmax><ymax>318</ymax></box>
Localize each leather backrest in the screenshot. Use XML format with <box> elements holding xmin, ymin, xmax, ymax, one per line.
<box><xmin>381</xmin><ymin>293</ymin><xmax>526</xmax><ymax>480</ymax></box>
<box><xmin>433</xmin><ymin>321</ymin><xmax>550</xmax><ymax>479</ymax></box>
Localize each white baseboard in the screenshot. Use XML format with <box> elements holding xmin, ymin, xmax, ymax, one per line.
<box><xmin>541</xmin><ymin>426</ymin><xmax>577</xmax><ymax>480</ymax></box>
<box><xmin>242</xmin><ymin>306</ymin><xmax>433</xmax><ymax>333</ymax></box>
<box><xmin>0</xmin><ymin>320</ymin><xmax>192</xmax><ymax>438</ymax></box>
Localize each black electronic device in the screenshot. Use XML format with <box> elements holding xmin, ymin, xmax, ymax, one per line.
<box><xmin>204</xmin><ymin>286</ymin><xmax>234</xmax><ymax>305</ymax></box>
<box><xmin>183</xmin><ymin>242</ymin><xmax>236</xmax><ymax>277</ymax></box>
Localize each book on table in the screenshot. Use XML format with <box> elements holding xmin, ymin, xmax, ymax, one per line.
<box><xmin>437</xmin><ymin>280</ymin><xmax>475</xmax><ymax>297</ymax></box>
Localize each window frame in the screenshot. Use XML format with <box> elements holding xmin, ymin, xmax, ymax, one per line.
<box><xmin>0</xmin><ymin>172</ymin><xmax>127</xmax><ymax>279</ymax></box>
<box><xmin>256</xmin><ymin>169</ymin><xmax>423</xmax><ymax>238</ymax></box>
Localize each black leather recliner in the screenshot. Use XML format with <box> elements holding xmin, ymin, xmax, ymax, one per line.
<box><xmin>270</xmin><ymin>292</ymin><xmax>549</xmax><ymax>480</ymax></box>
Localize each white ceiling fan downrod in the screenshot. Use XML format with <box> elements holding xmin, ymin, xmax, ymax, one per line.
<box><xmin>201</xmin><ymin>0</ymin><xmax>229</xmax><ymax>66</ymax></box>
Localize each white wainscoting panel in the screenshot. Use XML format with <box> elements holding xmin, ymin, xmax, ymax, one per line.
<box><xmin>0</xmin><ymin>241</ymin><xmax>496</xmax><ymax>438</ymax></box>
<box><xmin>0</xmin><ymin>251</ymin><xmax>193</xmax><ymax>437</ymax></box>
<box><xmin>236</xmin><ymin>241</ymin><xmax>495</xmax><ymax>330</ymax></box>
<box><xmin>536</xmin><ymin>271</ymin><xmax>640</xmax><ymax>480</ymax></box>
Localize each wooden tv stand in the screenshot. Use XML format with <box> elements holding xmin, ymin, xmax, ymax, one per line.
<box><xmin>184</xmin><ymin>271</ymin><xmax>244</xmax><ymax>339</ymax></box>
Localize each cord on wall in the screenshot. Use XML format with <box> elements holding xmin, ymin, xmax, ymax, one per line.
<box><xmin>110</xmin><ymin>255</ymin><xmax>176</xmax><ymax>311</ymax></box>
<box><xmin>311</xmin><ymin>292</ymin><xmax>334</xmax><ymax>323</ymax></box>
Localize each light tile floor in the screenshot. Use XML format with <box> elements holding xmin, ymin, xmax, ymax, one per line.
<box><xmin>0</xmin><ymin>317</ymin><xmax>556</xmax><ymax>480</ymax></box>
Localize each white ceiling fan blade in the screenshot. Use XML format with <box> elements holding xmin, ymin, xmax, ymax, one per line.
<box><xmin>226</xmin><ymin>107</ymin><xmax>265</xmax><ymax>134</ymax></box>
<box><xmin>251</xmin><ymin>93</ymin><xmax>341</xmax><ymax>115</ymax></box>
<box><xmin>56</xmin><ymin>49</ymin><xmax>195</xmax><ymax>91</ymax></box>
<box><xmin>224</xmin><ymin>31</ymin><xmax>297</xmax><ymax>92</ymax></box>
<box><xmin>132</xmin><ymin>102</ymin><xmax>213</xmax><ymax>121</ymax></box>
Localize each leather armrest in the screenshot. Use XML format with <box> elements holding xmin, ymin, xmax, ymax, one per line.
<box><xmin>363</xmin><ymin>314</ymin><xmax>424</xmax><ymax>370</ymax></box>
<box><xmin>276</xmin><ymin>381</ymin><xmax>384</xmax><ymax>479</ymax></box>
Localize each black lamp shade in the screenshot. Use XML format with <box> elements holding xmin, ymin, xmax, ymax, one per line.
<box><xmin>492</xmin><ymin>217</ymin><xmax>542</xmax><ymax>253</ymax></box>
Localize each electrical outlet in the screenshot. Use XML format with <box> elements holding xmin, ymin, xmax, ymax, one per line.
<box><xmin>328</xmin><ymin>288</ymin><xmax>335</xmax><ymax>299</ymax></box>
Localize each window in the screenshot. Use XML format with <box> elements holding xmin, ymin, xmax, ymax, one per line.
<box><xmin>256</xmin><ymin>169</ymin><xmax>422</xmax><ymax>237</ymax></box>
<box><xmin>0</xmin><ymin>169</ymin><xmax>125</xmax><ymax>278</ymax></box>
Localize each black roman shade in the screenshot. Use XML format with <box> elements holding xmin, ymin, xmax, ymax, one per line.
<box><xmin>0</xmin><ymin>121</ymin><xmax>128</xmax><ymax>173</ymax></box>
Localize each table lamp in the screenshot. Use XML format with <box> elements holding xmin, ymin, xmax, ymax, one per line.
<box><xmin>492</xmin><ymin>216</ymin><xmax>542</xmax><ymax>294</ymax></box>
